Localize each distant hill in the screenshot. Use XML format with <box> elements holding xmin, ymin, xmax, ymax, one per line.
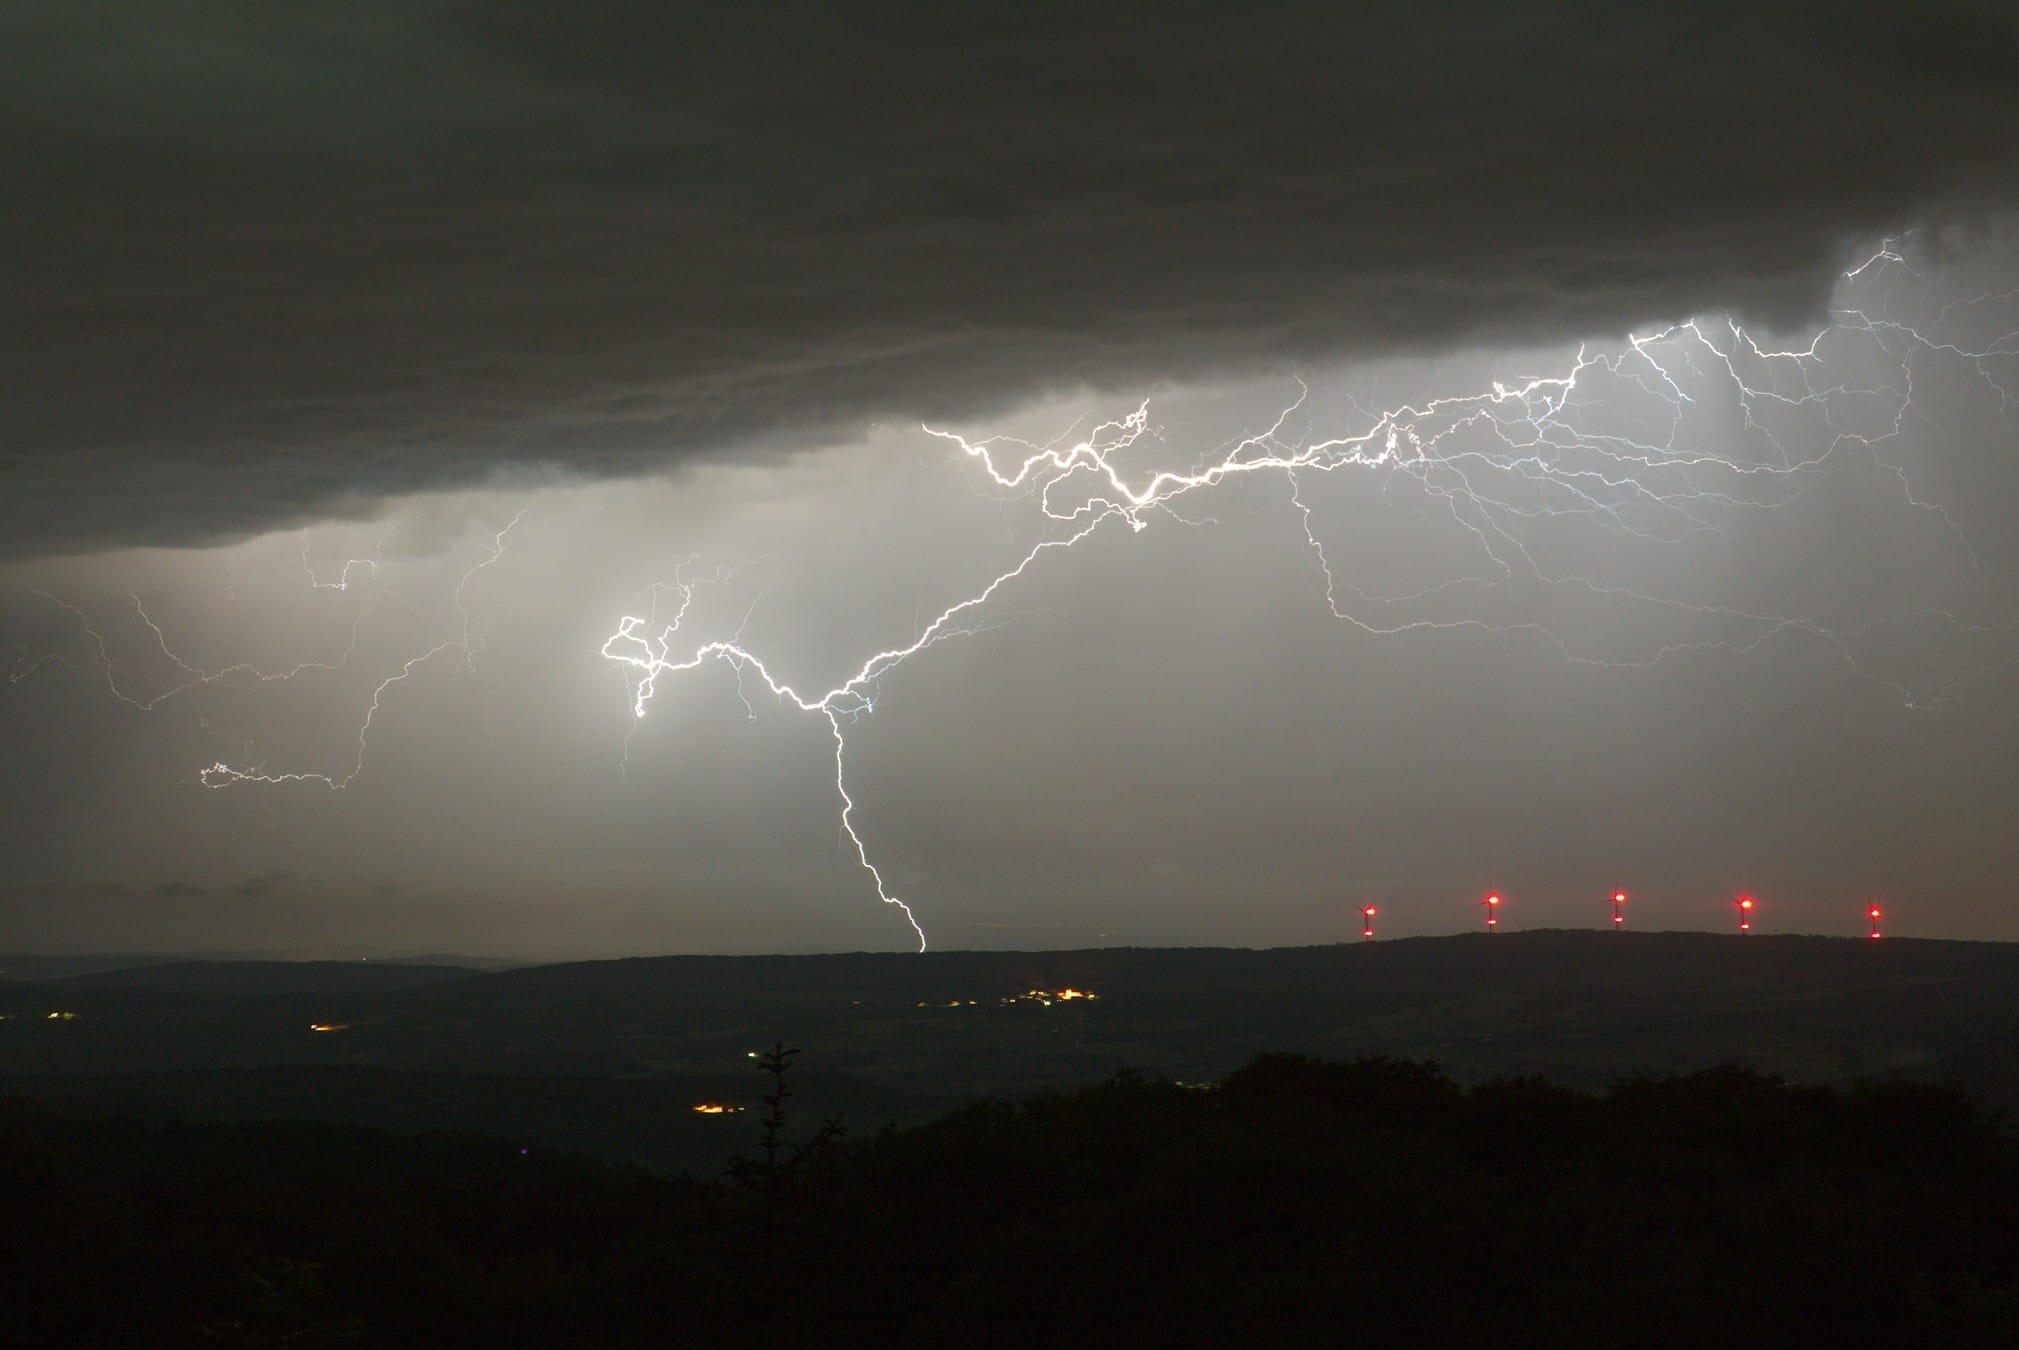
<box><xmin>452</xmin><ymin>929</ymin><xmax>2018</xmax><ymax>1007</ymax></box>
<box><xmin>0</xmin><ymin>951</ymin><xmax>517</xmax><ymax>982</ymax></box>
<box><xmin>7</xmin><ymin>930</ymin><xmax>2019</xmax><ymax>1174</ymax></box>
<box><xmin>56</xmin><ymin>960</ymin><xmax>481</xmax><ymax>995</ymax></box>
<box><xmin>0</xmin><ymin>953</ymin><xmax>184</xmax><ymax>981</ymax></box>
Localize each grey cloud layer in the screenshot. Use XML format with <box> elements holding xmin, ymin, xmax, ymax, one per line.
<box><xmin>6</xmin><ymin>0</ymin><xmax>2018</xmax><ymax>555</ymax></box>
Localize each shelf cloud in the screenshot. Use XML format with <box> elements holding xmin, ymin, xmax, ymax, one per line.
<box><xmin>6</xmin><ymin>0</ymin><xmax>2018</xmax><ymax>556</ymax></box>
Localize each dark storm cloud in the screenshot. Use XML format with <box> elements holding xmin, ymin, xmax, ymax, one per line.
<box><xmin>5</xmin><ymin>0</ymin><xmax>2018</xmax><ymax>556</ymax></box>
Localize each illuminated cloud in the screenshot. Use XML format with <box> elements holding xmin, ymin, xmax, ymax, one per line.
<box><xmin>5</xmin><ymin>230</ymin><xmax>2017</xmax><ymax>954</ymax></box>
<box><xmin>5</xmin><ymin>1</ymin><xmax>2019</xmax><ymax>555</ymax></box>
<box><xmin>6</xmin><ymin>6</ymin><xmax>2019</xmax><ymax>958</ymax></box>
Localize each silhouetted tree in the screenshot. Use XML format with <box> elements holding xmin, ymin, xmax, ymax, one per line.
<box><xmin>728</xmin><ymin>1042</ymin><xmax>844</xmax><ymax>1199</ymax></box>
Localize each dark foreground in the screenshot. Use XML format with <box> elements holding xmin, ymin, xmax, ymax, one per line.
<box><xmin>5</xmin><ymin>1056</ymin><xmax>2016</xmax><ymax>1348</ymax></box>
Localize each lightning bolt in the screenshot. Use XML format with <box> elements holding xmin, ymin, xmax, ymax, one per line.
<box><xmin>197</xmin><ymin>508</ymin><xmax>530</xmax><ymax>788</ymax></box>
<box><xmin>299</xmin><ymin>528</ymin><xmax>387</xmax><ymax>593</ymax></box>
<box><xmin>7</xmin><ymin>237</ymin><xmax>2012</xmax><ymax>950</ymax></box>
<box><xmin>603</xmin><ymin>237</ymin><xmax>2019</xmax><ymax>948</ymax></box>
<box><xmin>457</xmin><ymin>509</ymin><xmax>526</xmax><ymax>678</ymax></box>
<box><xmin>8</xmin><ymin>588</ymin><xmax>369</xmax><ymax>710</ymax></box>
<box><xmin>198</xmin><ymin>641</ymin><xmax>458</xmax><ymax>790</ymax></box>
<box><xmin>613</xmin><ymin>556</ymin><xmax>775</xmax><ymax>774</ymax></box>
<box><xmin>9</xmin><ymin>512</ymin><xmax>531</xmax><ymax>792</ymax></box>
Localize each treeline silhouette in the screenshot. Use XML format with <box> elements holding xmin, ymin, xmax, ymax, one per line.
<box><xmin>5</xmin><ymin>1056</ymin><xmax>2018</xmax><ymax>1347</ymax></box>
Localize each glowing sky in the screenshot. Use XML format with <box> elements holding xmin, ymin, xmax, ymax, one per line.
<box><xmin>4</xmin><ymin>3</ymin><xmax>2018</xmax><ymax>954</ymax></box>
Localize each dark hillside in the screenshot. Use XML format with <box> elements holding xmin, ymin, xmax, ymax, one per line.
<box><xmin>6</xmin><ymin>932</ymin><xmax>2018</xmax><ymax>1174</ymax></box>
<box><xmin>5</xmin><ymin>1059</ymin><xmax>2018</xmax><ymax>1347</ymax></box>
<box><xmin>58</xmin><ymin>960</ymin><xmax>479</xmax><ymax>995</ymax></box>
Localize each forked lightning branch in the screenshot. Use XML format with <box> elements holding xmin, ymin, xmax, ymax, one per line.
<box><xmin>598</xmin><ymin>243</ymin><xmax>2018</xmax><ymax>949</ymax></box>
<box><xmin>11</xmin><ymin>242</ymin><xmax>2015</xmax><ymax>951</ymax></box>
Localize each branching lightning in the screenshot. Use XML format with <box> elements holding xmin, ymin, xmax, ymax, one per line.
<box><xmin>601</xmin><ymin>241</ymin><xmax>2019</xmax><ymax>949</ymax></box>
<box><xmin>6</xmin><ymin>239</ymin><xmax>2015</xmax><ymax>951</ymax></box>
<box><xmin>197</xmin><ymin>640</ymin><xmax>458</xmax><ymax>790</ymax></box>
<box><xmin>8</xmin><ymin>510</ymin><xmax>529</xmax><ymax>793</ymax></box>
<box><xmin>195</xmin><ymin>508</ymin><xmax>528</xmax><ymax>788</ymax></box>
<box><xmin>299</xmin><ymin>528</ymin><xmax>387</xmax><ymax>593</ymax></box>
<box><xmin>8</xmin><ymin>588</ymin><xmax>369</xmax><ymax>711</ymax></box>
<box><xmin>602</xmin><ymin>516</ymin><xmax>1105</xmax><ymax>950</ymax></box>
<box><xmin>456</xmin><ymin>509</ymin><xmax>526</xmax><ymax>679</ymax></box>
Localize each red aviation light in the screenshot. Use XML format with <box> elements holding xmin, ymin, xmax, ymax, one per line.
<box><xmin>1484</xmin><ymin>892</ymin><xmax>1501</xmax><ymax>929</ymax></box>
<box><xmin>1737</xmin><ymin>894</ymin><xmax>1754</xmax><ymax>932</ymax></box>
<box><xmin>1361</xmin><ymin>905</ymin><xmax>1377</xmax><ymax>940</ymax></box>
<box><xmin>1869</xmin><ymin>903</ymin><xmax>1883</xmax><ymax>939</ymax></box>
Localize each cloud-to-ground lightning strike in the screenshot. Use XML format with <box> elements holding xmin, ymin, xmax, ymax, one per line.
<box><xmin>5</xmin><ymin>241</ymin><xmax>2012</xmax><ymax>948</ymax></box>
<box><xmin>602</xmin><ymin>241</ymin><xmax>2019</xmax><ymax>949</ymax></box>
<box><xmin>603</xmin><ymin>517</ymin><xmax>1105</xmax><ymax>950</ymax></box>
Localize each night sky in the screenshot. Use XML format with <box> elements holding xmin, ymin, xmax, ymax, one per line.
<box><xmin>5</xmin><ymin>2</ymin><xmax>2019</xmax><ymax>956</ymax></box>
